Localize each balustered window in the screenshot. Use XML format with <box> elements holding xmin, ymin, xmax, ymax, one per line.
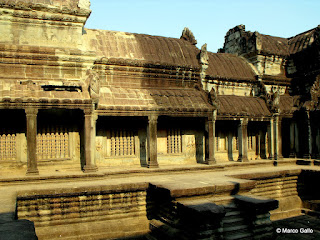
<box><xmin>110</xmin><ymin>129</ymin><xmax>135</xmax><ymax>156</ymax></box>
<box><xmin>37</xmin><ymin>126</ymin><xmax>70</xmax><ymax>160</ymax></box>
<box><xmin>167</xmin><ymin>128</ymin><xmax>182</xmax><ymax>154</ymax></box>
<box><xmin>0</xmin><ymin>131</ymin><xmax>17</xmax><ymax>161</ymax></box>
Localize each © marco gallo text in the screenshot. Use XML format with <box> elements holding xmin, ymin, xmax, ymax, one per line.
<box><xmin>276</xmin><ymin>228</ymin><xmax>313</xmax><ymax>234</ymax></box>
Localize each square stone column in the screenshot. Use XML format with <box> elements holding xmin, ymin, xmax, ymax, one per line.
<box><xmin>25</xmin><ymin>108</ymin><xmax>39</xmax><ymax>175</ymax></box>
<box><xmin>237</xmin><ymin>118</ymin><xmax>248</xmax><ymax>162</ymax></box>
<box><xmin>274</xmin><ymin>115</ymin><xmax>283</xmax><ymax>160</ymax></box>
<box><xmin>83</xmin><ymin>108</ymin><xmax>98</xmax><ymax>172</ymax></box>
<box><xmin>228</xmin><ymin>131</ymin><xmax>234</xmax><ymax>161</ymax></box>
<box><xmin>303</xmin><ymin>112</ymin><xmax>312</xmax><ymax>159</ymax></box>
<box><xmin>255</xmin><ymin>133</ymin><xmax>261</xmax><ymax>160</ymax></box>
<box><xmin>267</xmin><ymin>118</ymin><xmax>274</xmax><ymax>159</ymax></box>
<box><xmin>259</xmin><ymin>130</ymin><xmax>267</xmax><ymax>159</ymax></box>
<box><xmin>206</xmin><ymin>114</ymin><xmax>216</xmax><ymax>165</ymax></box>
<box><xmin>147</xmin><ymin>115</ymin><xmax>159</xmax><ymax>168</ymax></box>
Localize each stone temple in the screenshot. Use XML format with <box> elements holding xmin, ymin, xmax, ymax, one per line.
<box><xmin>0</xmin><ymin>0</ymin><xmax>320</xmax><ymax>239</ymax></box>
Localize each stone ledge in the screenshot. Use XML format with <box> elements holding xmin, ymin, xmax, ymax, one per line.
<box><xmin>17</xmin><ymin>182</ymin><xmax>149</xmax><ymax>199</ymax></box>
<box><xmin>235</xmin><ymin>195</ymin><xmax>279</xmax><ymax>214</ymax></box>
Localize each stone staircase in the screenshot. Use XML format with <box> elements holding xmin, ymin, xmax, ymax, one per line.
<box><xmin>146</xmin><ymin>182</ymin><xmax>278</xmax><ymax>240</ymax></box>
<box><xmin>221</xmin><ymin>203</ymin><xmax>251</xmax><ymax>240</ymax></box>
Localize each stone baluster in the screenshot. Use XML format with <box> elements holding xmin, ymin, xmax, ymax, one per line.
<box><xmin>148</xmin><ymin>114</ymin><xmax>159</xmax><ymax>168</ymax></box>
<box><xmin>83</xmin><ymin>108</ymin><xmax>98</xmax><ymax>172</ymax></box>
<box><xmin>238</xmin><ymin>118</ymin><xmax>248</xmax><ymax>162</ymax></box>
<box><xmin>25</xmin><ymin>108</ymin><xmax>39</xmax><ymax>175</ymax></box>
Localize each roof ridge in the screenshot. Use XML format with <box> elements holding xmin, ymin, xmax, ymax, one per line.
<box><xmin>84</xmin><ymin>28</ymin><xmax>196</xmax><ymax>45</ymax></box>
<box><xmin>288</xmin><ymin>26</ymin><xmax>318</xmax><ymax>41</ymax></box>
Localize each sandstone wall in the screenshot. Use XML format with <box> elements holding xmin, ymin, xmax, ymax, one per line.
<box><xmin>16</xmin><ymin>183</ymin><xmax>149</xmax><ymax>240</ymax></box>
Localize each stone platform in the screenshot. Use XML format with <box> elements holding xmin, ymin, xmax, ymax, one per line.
<box><xmin>0</xmin><ymin>159</ymin><xmax>320</xmax><ymax>239</ymax></box>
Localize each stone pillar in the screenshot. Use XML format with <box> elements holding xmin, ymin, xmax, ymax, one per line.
<box><xmin>294</xmin><ymin>121</ymin><xmax>299</xmax><ymax>156</ymax></box>
<box><xmin>238</xmin><ymin>118</ymin><xmax>248</xmax><ymax>162</ymax></box>
<box><xmin>256</xmin><ymin>133</ymin><xmax>261</xmax><ymax>160</ymax></box>
<box><xmin>274</xmin><ymin>116</ymin><xmax>283</xmax><ymax>160</ymax></box>
<box><xmin>207</xmin><ymin>114</ymin><xmax>216</xmax><ymax>165</ymax></box>
<box><xmin>148</xmin><ymin>115</ymin><xmax>159</xmax><ymax>168</ymax></box>
<box><xmin>267</xmin><ymin>118</ymin><xmax>274</xmax><ymax>159</ymax></box>
<box><xmin>83</xmin><ymin>108</ymin><xmax>98</xmax><ymax>172</ymax></box>
<box><xmin>25</xmin><ymin>108</ymin><xmax>39</xmax><ymax>175</ymax></box>
<box><xmin>303</xmin><ymin>112</ymin><xmax>312</xmax><ymax>159</ymax></box>
<box><xmin>228</xmin><ymin>131</ymin><xmax>233</xmax><ymax>161</ymax></box>
<box><xmin>259</xmin><ymin>130</ymin><xmax>267</xmax><ymax>159</ymax></box>
<box><xmin>289</xmin><ymin>120</ymin><xmax>296</xmax><ymax>158</ymax></box>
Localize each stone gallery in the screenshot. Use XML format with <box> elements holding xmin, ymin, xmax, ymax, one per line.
<box><xmin>1</xmin><ymin>0</ymin><xmax>320</xmax><ymax>239</ymax></box>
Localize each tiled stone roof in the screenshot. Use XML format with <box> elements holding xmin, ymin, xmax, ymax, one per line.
<box><xmin>258</xmin><ymin>34</ymin><xmax>290</xmax><ymax>56</ymax></box>
<box><xmin>217</xmin><ymin>95</ymin><xmax>271</xmax><ymax>117</ymax></box>
<box><xmin>98</xmin><ymin>87</ymin><xmax>213</xmax><ymax>113</ymax></box>
<box><xmin>206</xmin><ymin>53</ymin><xmax>256</xmax><ymax>81</ymax></box>
<box><xmin>84</xmin><ymin>29</ymin><xmax>201</xmax><ymax>69</ymax></box>
<box><xmin>288</xmin><ymin>27</ymin><xmax>318</xmax><ymax>54</ymax></box>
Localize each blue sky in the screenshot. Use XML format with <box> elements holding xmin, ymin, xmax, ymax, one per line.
<box><xmin>85</xmin><ymin>0</ymin><xmax>320</xmax><ymax>53</ymax></box>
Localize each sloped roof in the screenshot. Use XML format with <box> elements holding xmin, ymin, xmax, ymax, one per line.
<box><xmin>84</xmin><ymin>29</ymin><xmax>201</xmax><ymax>68</ymax></box>
<box><xmin>258</xmin><ymin>34</ymin><xmax>289</xmax><ymax>56</ymax></box>
<box><xmin>217</xmin><ymin>95</ymin><xmax>271</xmax><ymax>117</ymax></box>
<box><xmin>98</xmin><ymin>87</ymin><xmax>213</xmax><ymax>114</ymax></box>
<box><xmin>288</xmin><ymin>27</ymin><xmax>318</xmax><ymax>54</ymax></box>
<box><xmin>206</xmin><ymin>53</ymin><xmax>256</xmax><ymax>81</ymax></box>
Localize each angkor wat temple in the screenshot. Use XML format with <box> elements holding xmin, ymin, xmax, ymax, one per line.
<box><xmin>0</xmin><ymin>1</ymin><xmax>320</xmax><ymax>239</ymax></box>
<box><xmin>0</xmin><ymin>0</ymin><xmax>318</xmax><ymax>173</ymax></box>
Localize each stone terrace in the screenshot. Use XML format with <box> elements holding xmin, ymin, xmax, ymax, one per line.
<box><xmin>1</xmin><ymin>159</ymin><xmax>320</xmax><ymax>239</ymax></box>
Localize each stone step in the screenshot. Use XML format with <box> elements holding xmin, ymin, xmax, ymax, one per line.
<box><xmin>223</xmin><ymin>231</ymin><xmax>252</xmax><ymax>240</ymax></box>
<box><xmin>222</xmin><ymin>224</ymin><xmax>249</xmax><ymax>233</ymax></box>
<box><xmin>222</xmin><ymin>216</ymin><xmax>246</xmax><ymax>225</ymax></box>
<box><xmin>225</xmin><ymin>210</ymin><xmax>242</xmax><ymax>217</ymax></box>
